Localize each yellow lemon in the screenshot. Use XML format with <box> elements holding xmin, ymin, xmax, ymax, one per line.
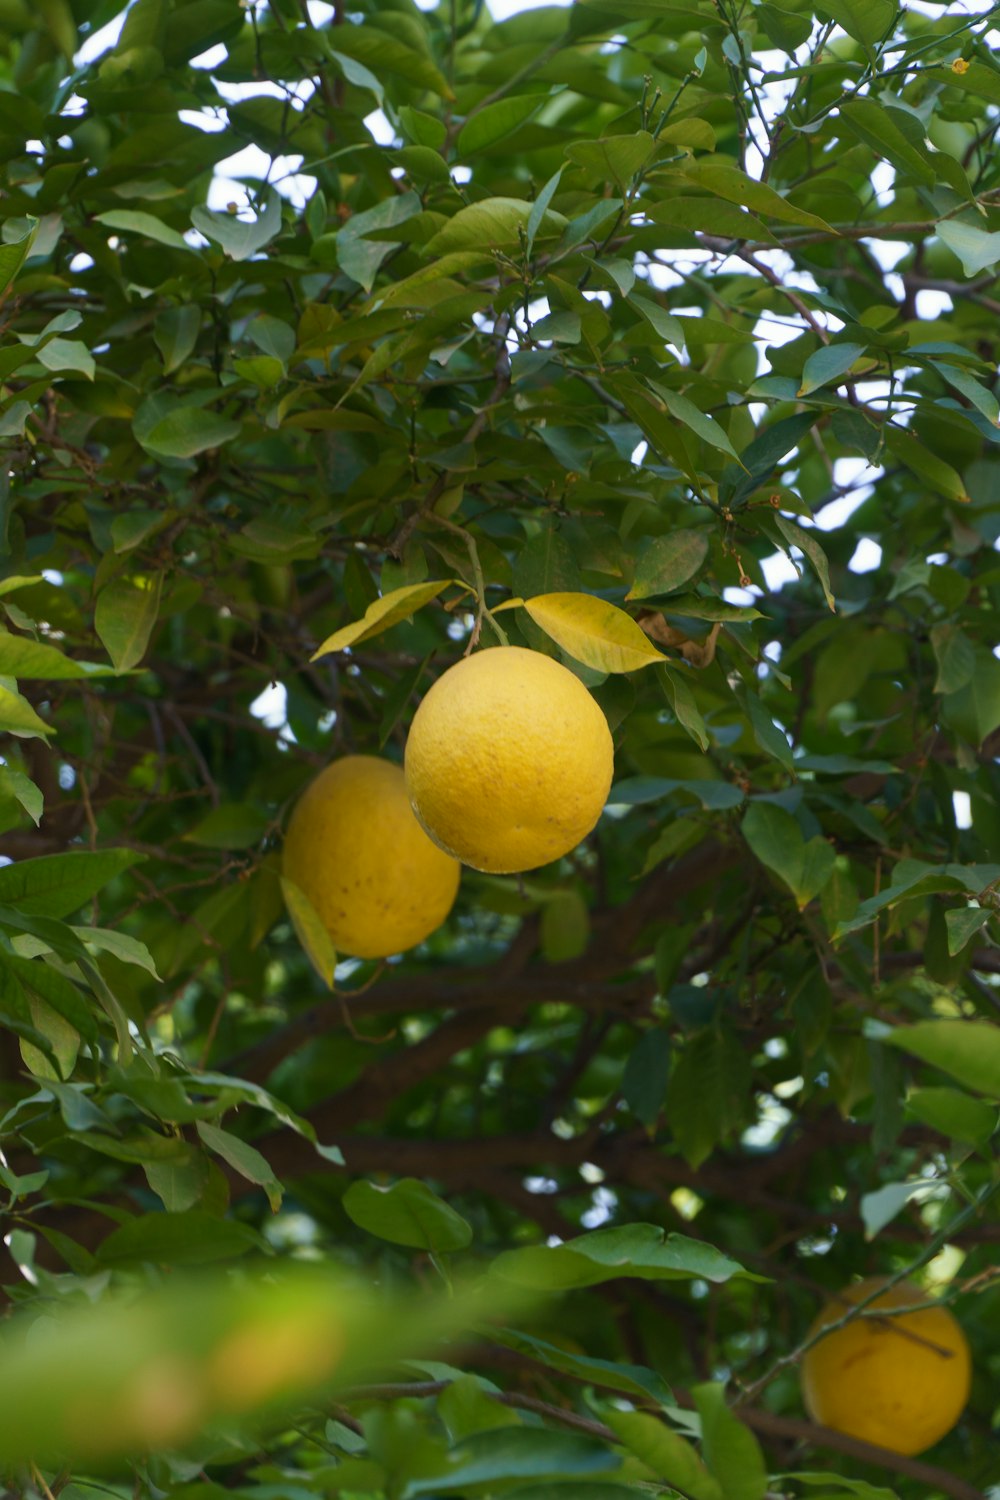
<box><xmin>801</xmin><ymin>1277</ymin><xmax>971</xmax><ymax>1455</ymax></box>
<box><xmin>404</xmin><ymin>646</ymin><xmax>614</xmax><ymax>874</ymax></box>
<box><xmin>282</xmin><ymin>756</ymin><xmax>460</xmax><ymax>960</ymax></box>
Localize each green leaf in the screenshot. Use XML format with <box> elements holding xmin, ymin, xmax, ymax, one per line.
<box><xmin>817</xmin><ymin>0</ymin><xmax>895</xmax><ymax>49</ymax></box>
<box><xmin>798</xmin><ymin>342</ymin><xmax>867</xmax><ymax>396</ymax></box>
<box><xmin>140</xmin><ymin>406</ymin><xmax>241</xmax><ymax>459</ymax></box>
<box><xmin>756</xmin><ymin>3</ymin><xmax>812</xmax><ymax>50</ymax></box>
<box><xmin>332</xmin><ymin>24</ymin><xmax>449</xmax><ymax>97</ymax></box>
<box><xmin>0</xmin><ymin>403</ymin><xmax>34</xmax><ymax>440</ymax></box>
<box><xmin>839</xmin><ymin>99</ymin><xmax>934</xmax><ymax>185</ymax></box>
<box><xmin>191</xmin><ymin>189</ymin><xmax>283</xmax><ymax>261</ymax></box>
<box><xmin>330</xmin><ymin>47</ymin><xmax>384</xmax><ymax>103</ymax></box>
<box><xmin>652</xmin><ymin>385</ymin><xmax>742</xmax><ymax>464</ymax></box>
<box><xmin>565</xmin><ymin>131</ymin><xmax>656</xmax><ymax>189</ymax></box>
<box><xmin>772</xmin><ymin>514</ymin><xmax>836</xmax><ymax>611</ymax></box>
<box><xmin>626</xmin><ymin>531</ymin><xmax>709</xmax><ymax>600</ymax></box>
<box><xmin>931</xmin><ymin>361</ymin><xmax>1000</xmax><ymax>426</ymax></box>
<box><xmin>399</xmin><ymin>106</ymin><xmax>445</xmax><ymax>148</ymax></box>
<box><xmin>527</xmin><ymin>167</ymin><xmax>565</xmax><ymax>256</ymax></box>
<box><xmin>666</xmin><ymin>1028</ymin><xmax>751</xmax><ymax>1167</ymax></box>
<box><xmin>540</xmin><ymin>889</ymin><xmax>590</xmax><ymax>962</ymax></box>
<box><xmin>936</xmin><ymin>218</ymin><xmax>1000</xmax><ymax>278</ymax></box>
<box><xmin>0</xmin><ymin>767</ymin><xmax>42</xmax><ymax>824</ymax></box>
<box><xmin>0</xmin><ymin>630</ymin><xmax>114</xmax><ymax>680</ymax></box>
<box><xmin>905</xmin><ymin>1086</ymin><xmax>997</xmax><ymax>1146</ymax></box>
<box><xmin>738</xmin><ymin>687</ymin><xmax>794</xmax><ymax>772</ymax></box>
<box><xmin>683</xmin><ymin>160</ymin><xmax>834</xmax><ymax>232</ymax></box>
<box><xmin>427</xmin><ymin>198</ymin><xmax>566</xmax><ymax>255</ymax></box>
<box><xmin>312</xmin><ymin>581</ymin><xmax>452</xmax><ymax>657</ymax></box>
<box><xmin>942</xmin><ymin>650</ymin><xmax>1000</xmax><ymax>746</ymax></box>
<box><xmin>884</xmin><ymin>426</ymin><xmax>968</xmax><ymax>502</ymax></box>
<box><xmin>19</xmin><ymin>995</ymin><xmax>80</xmax><ymax>1082</ymax></box>
<box><xmin>74</xmin><ymin>927</ymin><xmax>159</xmax><ymax>978</ymax></box>
<box><xmin>196</xmin><ymin>1122</ymin><xmax>282</xmax><ymax>1212</ymax></box>
<box><xmin>184</xmin><ymin>804</ymin><xmax>267</xmax><ymax>850</ymax></box>
<box><xmin>154</xmin><ymin>306</ymin><xmax>202</xmax><ymax>374</ymax></box>
<box><xmin>343</xmin><ymin>1177</ymin><xmax>472</xmax><ymax>1252</ymax></box>
<box><xmin>458</xmin><ymin>96</ymin><xmax>542</xmax><ymax>156</ymax></box>
<box><xmin>34</xmin><ymin>339</ymin><xmax>95</xmax><ymax>381</ymax></box>
<box><xmin>605</xmin><ymin>1410</ymin><xmax>722</xmax><ymax>1500</ymax></box>
<box><xmin>884</xmin><ymin>1020</ymin><xmax>1000</xmax><ymax>1098</ymax></box>
<box><xmin>513</xmin><ymin>527</ymin><xmax>581</xmax><ymax>599</ymax></box>
<box><xmin>491</xmin><ymin>1223</ymin><xmax>753</xmax><ymax>1289</ymax></box>
<box><xmin>95</xmin><ymin>209</ymin><xmax>191</xmax><ymax>252</ymax></box>
<box><xmin>0</xmin><ymin>684</ymin><xmax>50</xmax><ymax>738</ymax></box>
<box><xmin>930</xmin><ymin>624</ymin><xmax>975</xmax><ymax>695</ymax></box>
<box><xmin>523</xmin><ymin>593</ymin><xmax>665</xmax><ymax>673</ymax></box>
<box><xmin>0</xmin><ymin>849</ymin><xmax>142</xmax><ymax>918</ymax></box>
<box><xmin>504</xmin><ymin>1486</ymin><xmax>646</xmax><ymax>1499</ymax></box>
<box><xmin>693</xmin><ymin>1382</ymin><xmax>767</xmax><ymax>1500</ymax></box>
<box><xmin>622</xmin><ymin>1028</ymin><xmax>671</xmax><ymax>1128</ymax></box>
<box><xmin>491</xmin><ymin>1328</ymin><xmax>674</xmax><ymax>1407</ymax></box>
<box><xmin>658</xmin><ymin>665</ymin><xmax>710</xmax><ymax>751</ymax></box>
<box><xmin>945</xmin><ymin>905</ymin><xmax>990</xmax><ymax>955</ymax></box>
<box><xmin>742</xmin><ymin>803</ymin><xmax>834</xmax><ymax>910</ymax></box>
<box><xmin>96</xmin><ymin>1210</ymin><xmax>265</xmax><ymax>1266</ymax></box>
<box><xmin>7</xmin><ymin>953</ymin><xmax>98</xmax><ymax>1040</ymax></box>
<box><xmin>0</xmin><ymin>217</ymin><xmax>38</xmax><ymax>294</ymax></box>
<box><xmin>94</xmin><ymin>574</ymin><xmax>163</xmax><ymax>672</ymax></box>
<box><xmin>408</xmin><ymin>1428</ymin><xmax>618</xmax><ymax>1493</ymax></box>
<box><xmin>144</xmin><ymin>1155</ymin><xmax>209</xmax><ymax>1213</ymax></box>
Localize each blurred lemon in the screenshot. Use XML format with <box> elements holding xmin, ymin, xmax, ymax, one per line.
<box><xmin>801</xmin><ymin>1277</ymin><xmax>971</xmax><ymax>1455</ymax></box>
<box><xmin>282</xmin><ymin>756</ymin><xmax>460</xmax><ymax>959</ymax></box>
<box><xmin>404</xmin><ymin>646</ymin><xmax>614</xmax><ymax>874</ymax></box>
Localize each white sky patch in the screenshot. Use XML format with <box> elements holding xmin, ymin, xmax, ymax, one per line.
<box><xmin>864</xmin><ymin>237</ymin><xmax>909</xmax><ymax>269</ymax></box>
<box><xmin>365</xmin><ymin>109</ymin><xmax>397</xmax><ymax>146</ymax></box>
<box><xmin>307</xmin><ymin>0</ymin><xmax>336</xmax><ymax>20</ymax></box>
<box><xmin>724</xmin><ymin>585</ymin><xmax>763</xmax><ymax>607</ymax></box>
<box><xmin>742</xmin><ymin>1097</ymin><xmax>792</xmax><ymax>1150</ymax></box>
<box><xmin>760</xmin><ymin>551</ymin><xmax>800</xmax><ymax>591</ymax></box>
<box><xmin>250</xmin><ymin>682</ymin><xmax>288</xmax><ymax>730</ymax></box>
<box><xmin>179</xmin><ymin>109</ymin><xmax>228</xmax><ymax>133</ymax></box>
<box><xmin>871</xmin><ymin>162</ymin><xmax>896</xmax><ymax>208</ymax></box>
<box><xmin>631</xmin><ymin>440</ymin><xmax>648</xmax><ymax>467</ymax></box>
<box><xmin>582</xmin><ymin>1186</ymin><xmax>617</xmax><ymax>1230</ymax></box>
<box><xmin>75</xmin><ymin>8</ymin><xmax>126</xmax><ymax>65</ymax></box>
<box><xmin>916</xmin><ymin>288</ymin><xmax>954</xmax><ymax>319</ymax></box>
<box><xmin>847</xmin><ymin>537</ymin><xmax>883</xmax><ymax>574</ymax></box>
<box><xmin>812</xmin><ymin>457</ymin><xmax>882</xmax><ymax>530</ymax></box>
<box><xmin>190</xmin><ymin>43</ymin><xmax>228</xmax><ymax>70</ymax></box>
<box><xmin>953</xmin><ymin>791</ymin><xmax>973</xmax><ymax>830</ymax></box>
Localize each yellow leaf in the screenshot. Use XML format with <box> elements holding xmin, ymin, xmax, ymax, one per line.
<box><xmin>523</xmin><ymin>592</ymin><xmax>666</xmax><ymax>674</ymax></box>
<box><xmin>311</xmin><ymin>581</ymin><xmax>455</xmax><ymax>659</ymax></box>
<box><xmin>280</xmin><ymin>876</ymin><xmax>337</xmax><ymax>987</ymax></box>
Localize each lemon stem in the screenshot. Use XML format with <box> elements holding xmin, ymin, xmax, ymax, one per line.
<box><xmin>430</xmin><ymin>515</ymin><xmax>508</xmax><ymax>652</ymax></box>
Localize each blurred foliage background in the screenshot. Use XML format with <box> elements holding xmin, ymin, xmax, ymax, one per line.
<box><xmin>0</xmin><ymin>0</ymin><xmax>998</xmax><ymax>1497</ymax></box>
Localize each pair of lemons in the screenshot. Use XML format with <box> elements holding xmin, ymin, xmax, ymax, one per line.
<box><xmin>283</xmin><ymin>652</ymin><xmax>976</xmax><ymax>1461</ymax></box>
<box><xmin>282</xmin><ymin>646</ymin><xmax>613</xmax><ymax>961</ymax></box>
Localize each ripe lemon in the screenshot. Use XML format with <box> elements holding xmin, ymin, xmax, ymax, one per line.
<box><xmin>403</xmin><ymin>646</ymin><xmax>614</xmax><ymax>874</ymax></box>
<box><xmin>282</xmin><ymin>756</ymin><xmax>460</xmax><ymax>960</ymax></box>
<box><xmin>801</xmin><ymin>1277</ymin><xmax>971</xmax><ymax>1455</ymax></box>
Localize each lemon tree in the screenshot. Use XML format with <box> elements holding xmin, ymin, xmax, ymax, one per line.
<box><xmin>0</xmin><ymin>2</ymin><xmax>997</xmax><ymax>1500</ymax></box>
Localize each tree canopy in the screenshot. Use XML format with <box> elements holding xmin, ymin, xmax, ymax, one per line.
<box><xmin>0</xmin><ymin>0</ymin><xmax>998</xmax><ymax>1498</ymax></box>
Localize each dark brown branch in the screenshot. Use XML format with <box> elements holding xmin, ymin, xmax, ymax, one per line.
<box><xmin>737</xmin><ymin>1408</ymin><xmax>987</xmax><ymax>1500</ymax></box>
